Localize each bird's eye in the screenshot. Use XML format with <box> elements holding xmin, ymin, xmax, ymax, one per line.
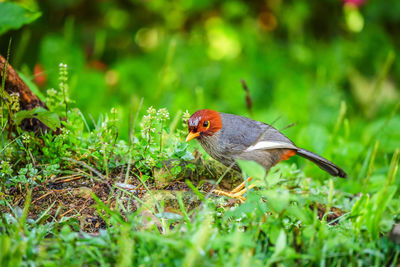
<box><xmin>203</xmin><ymin>121</ymin><xmax>210</xmax><ymax>128</ymax></box>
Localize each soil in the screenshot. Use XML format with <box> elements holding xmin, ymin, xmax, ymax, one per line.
<box><xmin>2</xmin><ymin>164</ymin><xmax>345</xmax><ymax>233</ymax></box>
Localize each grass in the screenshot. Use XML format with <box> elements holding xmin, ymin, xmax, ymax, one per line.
<box><xmin>1</xmin><ymin>1</ymin><xmax>400</xmax><ymax>265</ymax></box>
<box><xmin>0</xmin><ymin>94</ymin><xmax>399</xmax><ymax>265</ymax></box>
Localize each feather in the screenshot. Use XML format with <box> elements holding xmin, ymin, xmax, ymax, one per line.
<box><xmin>245</xmin><ymin>141</ymin><xmax>297</xmax><ymax>151</ymax></box>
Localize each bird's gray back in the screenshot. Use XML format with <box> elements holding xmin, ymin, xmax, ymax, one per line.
<box><xmin>218</xmin><ymin>113</ymin><xmax>294</xmax><ymax>152</ymax></box>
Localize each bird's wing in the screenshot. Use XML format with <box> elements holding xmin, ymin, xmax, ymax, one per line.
<box><xmin>219</xmin><ymin>113</ymin><xmax>297</xmax><ymax>153</ymax></box>
<box><xmin>244</xmin><ymin>140</ymin><xmax>297</xmax><ymax>151</ymax></box>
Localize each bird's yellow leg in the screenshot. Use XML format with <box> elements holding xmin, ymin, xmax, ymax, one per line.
<box><xmin>212</xmin><ymin>189</ymin><xmax>247</xmax><ymax>203</ymax></box>
<box><xmin>212</xmin><ymin>177</ymin><xmax>257</xmax><ymax>203</ymax></box>
<box><xmin>231</xmin><ymin>177</ymin><xmax>253</xmax><ymax>193</ymax></box>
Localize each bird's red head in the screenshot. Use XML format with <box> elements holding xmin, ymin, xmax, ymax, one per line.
<box><xmin>186</xmin><ymin>109</ymin><xmax>222</xmax><ymax>142</ymax></box>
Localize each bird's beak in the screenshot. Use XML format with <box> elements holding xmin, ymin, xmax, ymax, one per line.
<box><xmin>186</xmin><ymin>131</ymin><xmax>200</xmax><ymax>142</ymax></box>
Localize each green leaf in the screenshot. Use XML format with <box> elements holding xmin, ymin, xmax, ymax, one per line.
<box><xmin>236</xmin><ymin>159</ymin><xmax>266</xmax><ymax>179</ymax></box>
<box><xmin>263</xmin><ymin>190</ymin><xmax>290</xmax><ymax>213</ymax></box>
<box><xmin>13</xmin><ymin>109</ymin><xmax>36</xmax><ymax>125</ymax></box>
<box><xmin>13</xmin><ymin>107</ymin><xmax>60</xmax><ymax>131</ymax></box>
<box><xmin>0</xmin><ymin>2</ymin><xmax>41</xmax><ymax>35</ymax></box>
<box><xmin>274</xmin><ymin>230</ymin><xmax>287</xmax><ymax>256</ymax></box>
<box><xmin>35</xmin><ymin>109</ymin><xmax>60</xmax><ymax>131</ymax></box>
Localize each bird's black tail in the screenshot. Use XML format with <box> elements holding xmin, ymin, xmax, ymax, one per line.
<box><xmin>296</xmin><ymin>148</ymin><xmax>347</xmax><ymax>178</ymax></box>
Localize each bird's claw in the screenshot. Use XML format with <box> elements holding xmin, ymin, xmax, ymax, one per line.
<box><xmin>212</xmin><ymin>177</ymin><xmax>257</xmax><ymax>203</ymax></box>
<box><xmin>212</xmin><ymin>189</ymin><xmax>247</xmax><ymax>203</ymax></box>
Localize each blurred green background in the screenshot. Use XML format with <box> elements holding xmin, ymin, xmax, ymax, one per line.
<box><xmin>1</xmin><ymin>0</ymin><xmax>399</xmax><ymax>185</ymax></box>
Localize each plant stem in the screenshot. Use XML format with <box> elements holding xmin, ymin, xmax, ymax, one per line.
<box><xmin>159</xmin><ymin>121</ymin><xmax>163</xmax><ymax>154</ymax></box>
<box><xmin>1</xmin><ymin>39</ymin><xmax>12</xmax><ymax>129</ymax></box>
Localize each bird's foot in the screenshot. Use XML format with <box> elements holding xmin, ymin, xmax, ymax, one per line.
<box><xmin>231</xmin><ymin>177</ymin><xmax>253</xmax><ymax>193</ymax></box>
<box><xmin>212</xmin><ymin>177</ymin><xmax>256</xmax><ymax>203</ymax></box>
<box><xmin>212</xmin><ymin>189</ymin><xmax>247</xmax><ymax>203</ymax></box>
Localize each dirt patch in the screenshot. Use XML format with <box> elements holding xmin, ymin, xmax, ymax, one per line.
<box><xmin>1</xmin><ymin>164</ymin><xmax>345</xmax><ymax>233</ymax></box>
<box><xmin>1</xmin><ymin>165</ymin><xmax>225</xmax><ymax>233</ymax></box>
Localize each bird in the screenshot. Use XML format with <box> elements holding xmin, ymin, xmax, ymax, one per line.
<box><xmin>186</xmin><ymin>109</ymin><xmax>347</xmax><ymax>202</ymax></box>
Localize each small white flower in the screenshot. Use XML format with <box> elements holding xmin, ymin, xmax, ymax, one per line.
<box><xmin>157</xmin><ymin>108</ymin><xmax>170</xmax><ymax>121</ymax></box>
<box><xmin>47</xmin><ymin>88</ymin><xmax>57</xmax><ymax>96</ymax></box>
<box><xmin>182</xmin><ymin>110</ymin><xmax>191</xmax><ymax>123</ymax></box>
<box><xmin>146</xmin><ymin>106</ymin><xmax>156</xmax><ymax>115</ymax></box>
